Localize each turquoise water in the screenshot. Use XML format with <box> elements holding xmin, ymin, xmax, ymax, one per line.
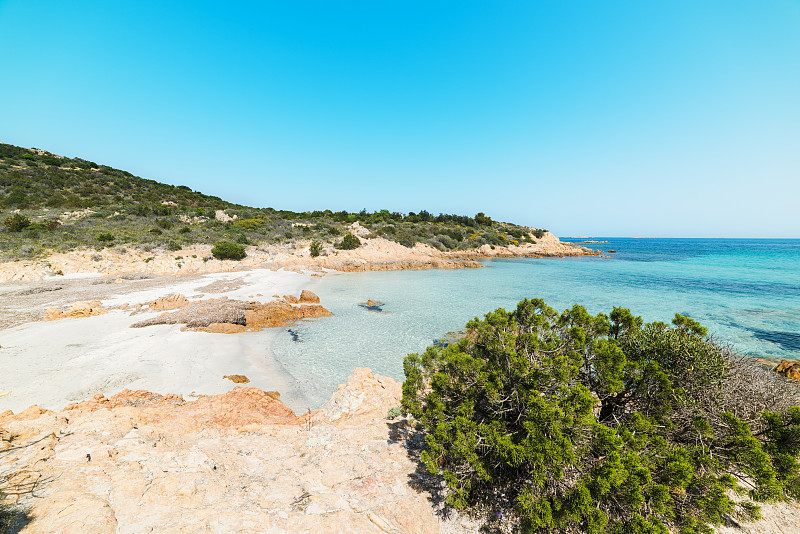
<box><xmin>271</xmin><ymin>239</ymin><xmax>800</xmax><ymax>411</ymax></box>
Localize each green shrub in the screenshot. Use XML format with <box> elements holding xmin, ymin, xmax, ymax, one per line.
<box><xmin>40</xmin><ymin>155</ymin><xmax>62</xmax><ymax>166</ymax></box>
<box><xmin>211</xmin><ymin>240</ymin><xmax>246</xmax><ymax>260</ymax></box>
<box><xmin>402</xmin><ymin>299</ymin><xmax>800</xmax><ymax>533</ymax></box>
<box><xmin>386</xmin><ymin>406</ymin><xmax>403</xmax><ymax>419</ymax></box>
<box><xmin>309</xmin><ymin>241</ymin><xmax>322</xmax><ymax>257</ymax></box>
<box><xmin>474</xmin><ymin>212</ymin><xmax>492</xmax><ymax>225</ymax></box>
<box><xmin>395</xmin><ymin>231</ymin><xmax>417</xmax><ymax>248</ymax></box>
<box><xmin>96</xmin><ymin>232</ymin><xmax>114</xmax><ymax>242</ymax></box>
<box><xmin>3</xmin><ymin>213</ymin><xmax>31</xmax><ymax>232</ymax></box>
<box><xmin>337</xmin><ymin>233</ymin><xmax>361</xmax><ymax>250</ymax></box>
<box><xmin>178</xmin><ymin>226</ymin><xmax>191</xmax><ymax>234</ymax></box>
<box><xmin>532</xmin><ymin>228</ymin><xmax>547</xmax><ymax>239</ymax></box>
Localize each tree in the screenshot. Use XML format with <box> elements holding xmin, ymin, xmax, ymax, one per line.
<box><xmin>402</xmin><ymin>298</ymin><xmax>800</xmax><ymax>533</ymax></box>
<box><xmin>337</xmin><ymin>233</ymin><xmax>361</xmax><ymax>250</ymax></box>
<box><xmin>309</xmin><ymin>241</ymin><xmax>322</xmax><ymax>257</ymax></box>
<box><xmin>475</xmin><ymin>212</ymin><xmax>492</xmax><ymax>225</ymax></box>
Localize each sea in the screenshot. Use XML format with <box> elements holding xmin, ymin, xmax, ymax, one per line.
<box><xmin>270</xmin><ymin>238</ymin><xmax>800</xmax><ymax>412</ymax></box>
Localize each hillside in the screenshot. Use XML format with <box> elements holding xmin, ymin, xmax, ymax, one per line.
<box><xmin>0</xmin><ymin>143</ymin><xmax>546</xmax><ymax>261</ymax></box>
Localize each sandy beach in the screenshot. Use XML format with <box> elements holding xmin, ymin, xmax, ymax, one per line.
<box><xmin>0</xmin><ymin>268</ymin><xmax>323</xmax><ymax>415</ymax></box>
<box><xmin>0</xmin><ymin>232</ymin><xmax>593</xmax><ymax>414</ymax></box>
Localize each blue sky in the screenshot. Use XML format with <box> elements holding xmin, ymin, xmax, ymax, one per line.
<box><xmin>1</xmin><ymin>1</ymin><xmax>799</xmax><ymax>237</ymax></box>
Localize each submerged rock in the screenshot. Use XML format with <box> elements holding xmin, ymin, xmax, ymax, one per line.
<box><xmin>358</xmin><ymin>299</ymin><xmax>384</xmax><ymax>312</ymax></box>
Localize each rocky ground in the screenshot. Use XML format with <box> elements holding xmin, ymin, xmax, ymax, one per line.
<box><xmin>0</xmin><ymin>369</ymin><xmax>482</xmax><ymax>534</ymax></box>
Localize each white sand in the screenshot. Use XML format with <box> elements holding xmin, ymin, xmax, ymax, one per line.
<box><xmin>0</xmin><ymin>268</ymin><xmax>323</xmax><ymax>415</ymax></box>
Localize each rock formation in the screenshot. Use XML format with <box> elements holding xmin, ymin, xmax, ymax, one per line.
<box><xmin>43</xmin><ymin>300</ymin><xmax>107</xmax><ymax>321</ymax></box>
<box><xmin>776</xmin><ymin>359</ymin><xmax>800</xmax><ymax>380</ymax></box>
<box><xmin>0</xmin><ymin>369</ymin><xmax>443</xmax><ymax>534</ymax></box>
<box><xmin>130</xmin><ymin>292</ymin><xmax>331</xmax><ymax>333</ymax></box>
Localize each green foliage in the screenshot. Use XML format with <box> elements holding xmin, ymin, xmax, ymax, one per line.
<box><xmin>395</xmin><ymin>230</ymin><xmax>417</xmax><ymax>248</ymax></box>
<box><xmin>475</xmin><ymin>212</ymin><xmax>493</xmax><ymax>225</ymax></box>
<box><xmin>309</xmin><ymin>241</ymin><xmax>322</xmax><ymax>257</ymax></box>
<box><xmin>3</xmin><ymin>213</ymin><xmax>31</xmax><ymax>232</ymax></box>
<box><xmin>0</xmin><ymin>141</ymin><xmax>550</xmax><ymax>257</ymax></box>
<box><xmin>211</xmin><ymin>240</ymin><xmax>246</xmax><ymax>260</ymax></box>
<box><xmin>337</xmin><ymin>233</ymin><xmax>361</xmax><ymax>250</ymax></box>
<box><xmin>403</xmin><ymin>299</ymin><xmax>800</xmax><ymax>533</ymax></box>
<box><xmin>387</xmin><ymin>406</ymin><xmax>403</xmax><ymax>419</ymax></box>
<box><xmin>96</xmin><ymin>231</ymin><xmax>114</xmax><ymax>242</ymax></box>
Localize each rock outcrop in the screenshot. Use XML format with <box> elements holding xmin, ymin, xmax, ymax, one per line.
<box><xmin>776</xmin><ymin>359</ymin><xmax>800</xmax><ymax>380</ymax></box>
<box><xmin>130</xmin><ymin>292</ymin><xmax>331</xmax><ymax>333</ymax></box>
<box><xmin>43</xmin><ymin>300</ymin><xmax>107</xmax><ymax>321</ymax></box>
<box><xmin>0</xmin><ymin>369</ymin><xmax>442</xmax><ymax>534</ymax></box>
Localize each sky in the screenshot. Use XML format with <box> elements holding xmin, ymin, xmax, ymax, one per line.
<box><xmin>1</xmin><ymin>1</ymin><xmax>799</xmax><ymax>237</ymax></box>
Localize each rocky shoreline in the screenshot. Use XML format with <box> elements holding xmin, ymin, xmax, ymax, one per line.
<box><xmin>0</xmin><ymin>231</ymin><xmax>597</xmax><ymax>282</ymax></box>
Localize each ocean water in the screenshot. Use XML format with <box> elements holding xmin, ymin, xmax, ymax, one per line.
<box><xmin>271</xmin><ymin>239</ymin><xmax>800</xmax><ymax>411</ymax></box>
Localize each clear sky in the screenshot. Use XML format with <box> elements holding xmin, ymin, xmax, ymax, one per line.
<box><xmin>1</xmin><ymin>1</ymin><xmax>799</xmax><ymax>237</ymax></box>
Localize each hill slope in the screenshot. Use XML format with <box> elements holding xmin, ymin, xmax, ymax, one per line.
<box><xmin>0</xmin><ymin>143</ymin><xmax>545</xmax><ymax>260</ymax></box>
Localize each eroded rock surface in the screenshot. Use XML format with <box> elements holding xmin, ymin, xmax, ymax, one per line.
<box><xmin>130</xmin><ymin>292</ymin><xmax>331</xmax><ymax>333</ymax></box>
<box><xmin>0</xmin><ymin>369</ymin><xmax>443</xmax><ymax>534</ymax></box>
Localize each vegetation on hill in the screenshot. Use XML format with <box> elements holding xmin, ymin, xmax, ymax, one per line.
<box><xmin>0</xmin><ymin>143</ymin><xmax>546</xmax><ymax>260</ymax></box>
<box><xmin>402</xmin><ymin>299</ymin><xmax>800</xmax><ymax>533</ymax></box>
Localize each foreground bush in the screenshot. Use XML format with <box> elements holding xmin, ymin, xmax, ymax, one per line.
<box><xmin>211</xmin><ymin>241</ymin><xmax>246</xmax><ymax>260</ymax></box>
<box><xmin>402</xmin><ymin>299</ymin><xmax>800</xmax><ymax>533</ymax></box>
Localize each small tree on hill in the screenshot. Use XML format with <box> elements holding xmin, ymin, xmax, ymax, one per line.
<box><xmin>337</xmin><ymin>233</ymin><xmax>361</xmax><ymax>250</ymax></box>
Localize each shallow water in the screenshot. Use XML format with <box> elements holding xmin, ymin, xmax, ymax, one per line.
<box><xmin>270</xmin><ymin>238</ymin><xmax>800</xmax><ymax>411</ymax></box>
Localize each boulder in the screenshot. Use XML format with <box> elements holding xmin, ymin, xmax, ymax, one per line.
<box><xmin>776</xmin><ymin>359</ymin><xmax>800</xmax><ymax>380</ymax></box>
<box><xmin>299</xmin><ymin>289</ymin><xmax>320</xmax><ymax>303</ymax></box>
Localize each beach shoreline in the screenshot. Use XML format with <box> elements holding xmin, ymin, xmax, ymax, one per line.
<box><xmin>0</xmin><ymin>268</ymin><xmax>323</xmax><ymax>415</ymax></box>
